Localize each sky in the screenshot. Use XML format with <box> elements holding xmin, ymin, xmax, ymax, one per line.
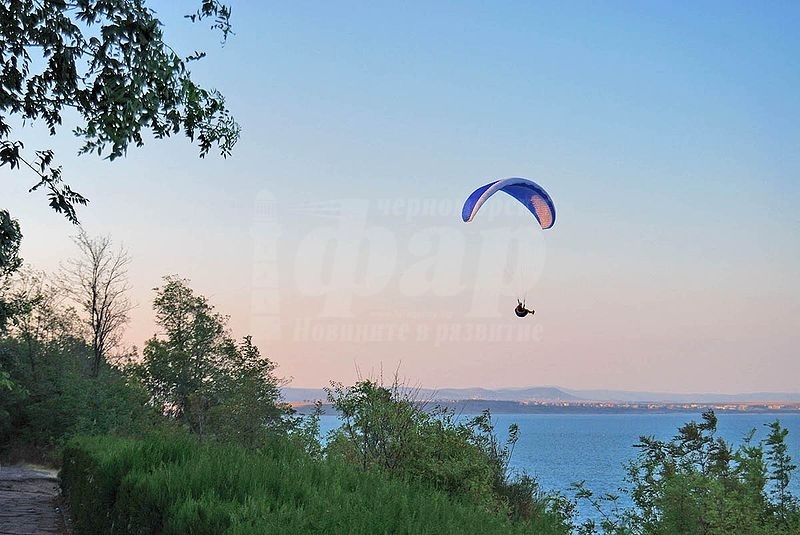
<box><xmin>4</xmin><ymin>1</ymin><xmax>799</xmax><ymax>393</ymax></box>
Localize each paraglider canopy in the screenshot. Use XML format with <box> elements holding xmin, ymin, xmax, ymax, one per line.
<box><xmin>461</xmin><ymin>177</ymin><xmax>555</xmax><ymax>229</ymax></box>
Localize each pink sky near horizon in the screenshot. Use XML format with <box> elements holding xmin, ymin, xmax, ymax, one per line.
<box><xmin>9</xmin><ymin>167</ymin><xmax>797</xmax><ymax>395</ymax></box>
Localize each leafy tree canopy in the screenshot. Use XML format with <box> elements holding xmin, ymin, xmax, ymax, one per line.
<box><xmin>0</xmin><ymin>210</ymin><xmax>23</xmax><ymax>330</ymax></box>
<box><xmin>136</xmin><ymin>276</ymin><xmax>293</xmax><ymax>446</ymax></box>
<box><xmin>1</xmin><ymin>0</ymin><xmax>240</xmax><ymax>222</ymax></box>
<box><xmin>0</xmin><ymin>211</ymin><xmax>22</xmax><ymax>279</ymax></box>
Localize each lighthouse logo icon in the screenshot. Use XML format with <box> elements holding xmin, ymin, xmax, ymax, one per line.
<box><xmin>250</xmin><ymin>190</ymin><xmax>282</xmax><ymax>340</ymax></box>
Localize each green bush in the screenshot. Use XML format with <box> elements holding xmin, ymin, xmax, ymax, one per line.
<box><xmin>573</xmin><ymin>410</ymin><xmax>800</xmax><ymax>535</ymax></box>
<box><xmin>1</xmin><ymin>330</ymin><xmax>163</xmax><ymax>463</ymax></box>
<box><xmin>61</xmin><ymin>433</ymin><xmax>569</xmax><ymax>534</ymax></box>
<box><xmin>325</xmin><ymin>380</ymin><xmax>569</xmax><ymax>528</ymax></box>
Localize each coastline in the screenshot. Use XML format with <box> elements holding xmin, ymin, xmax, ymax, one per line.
<box><xmin>291</xmin><ymin>399</ymin><xmax>800</xmax><ymax>415</ymax></box>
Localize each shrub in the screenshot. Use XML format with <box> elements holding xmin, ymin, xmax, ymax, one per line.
<box><xmin>325</xmin><ymin>380</ymin><xmax>570</xmax><ymax>530</ymax></box>
<box><xmin>574</xmin><ymin>410</ymin><xmax>800</xmax><ymax>535</ymax></box>
<box><xmin>61</xmin><ymin>433</ymin><xmax>568</xmax><ymax>534</ymax></box>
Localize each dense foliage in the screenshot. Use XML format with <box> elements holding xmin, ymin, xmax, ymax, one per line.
<box><xmin>0</xmin><ymin>210</ymin><xmax>23</xmax><ymax>330</ymax></box>
<box><xmin>0</xmin><ymin>267</ymin><xmax>159</xmax><ymax>461</ymax></box>
<box><xmin>134</xmin><ymin>276</ymin><xmax>295</xmax><ymax>447</ymax></box>
<box><xmin>1</xmin><ymin>0</ymin><xmax>239</xmax><ymax>222</ymax></box>
<box><xmin>326</xmin><ymin>380</ymin><xmax>569</xmax><ymax>527</ymax></box>
<box><xmin>0</xmin><ymin>256</ymin><xmax>293</xmax><ymax>459</ymax></box>
<box><xmin>573</xmin><ymin>410</ymin><xmax>800</xmax><ymax>535</ymax></box>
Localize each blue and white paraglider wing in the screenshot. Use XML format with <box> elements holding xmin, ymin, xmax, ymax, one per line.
<box><xmin>461</xmin><ymin>177</ymin><xmax>556</xmax><ymax>229</ymax></box>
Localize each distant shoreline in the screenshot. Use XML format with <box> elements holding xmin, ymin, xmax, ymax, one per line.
<box><xmin>290</xmin><ymin>399</ymin><xmax>800</xmax><ymax>415</ymax></box>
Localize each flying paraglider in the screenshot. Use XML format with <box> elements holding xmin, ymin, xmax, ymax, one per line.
<box><xmin>462</xmin><ymin>177</ymin><xmax>556</xmax><ymax>317</ymax></box>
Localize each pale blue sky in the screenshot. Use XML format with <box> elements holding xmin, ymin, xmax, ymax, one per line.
<box><xmin>5</xmin><ymin>1</ymin><xmax>799</xmax><ymax>392</ymax></box>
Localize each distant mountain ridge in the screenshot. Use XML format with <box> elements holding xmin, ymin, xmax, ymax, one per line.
<box><xmin>282</xmin><ymin>386</ymin><xmax>800</xmax><ymax>404</ymax></box>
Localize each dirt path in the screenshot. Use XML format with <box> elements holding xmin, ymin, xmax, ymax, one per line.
<box><xmin>0</xmin><ymin>465</ymin><xmax>68</xmax><ymax>535</ymax></box>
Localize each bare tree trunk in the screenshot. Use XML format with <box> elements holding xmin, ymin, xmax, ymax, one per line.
<box><xmin>61</xmin><ymin>232</ymin><xmax>133</xmax><ymax>377</ymax></box>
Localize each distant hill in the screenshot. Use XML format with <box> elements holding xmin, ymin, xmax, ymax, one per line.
<box><xmin>425</xmin><ymin>386</ymin><xmax>581</xmax><ymax>402</ymax></box>
<box><xmin>282</xmin><ymin>386</ymin><xmax>800</xmax><ymax>404</ymax></box>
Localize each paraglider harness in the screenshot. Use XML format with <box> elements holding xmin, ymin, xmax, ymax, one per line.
<box><xmin>515</xmin><ymin>300</ymin><xmax>535</xmax><ymax>318</ymax></box>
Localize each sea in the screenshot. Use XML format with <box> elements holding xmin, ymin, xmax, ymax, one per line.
<box><xmin>317</xmin><ymin>411</ymin><xmax>800</xmax><ymax>524</ymax></box>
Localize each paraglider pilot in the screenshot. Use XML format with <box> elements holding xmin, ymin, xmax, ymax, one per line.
<box><xmin>515</xmin><ymin>300</ymin><xmax>535</xmax><ymax>318</ymax></box>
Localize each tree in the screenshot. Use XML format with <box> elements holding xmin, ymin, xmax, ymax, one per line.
<box><xmin>0</xmin><ymin>268</ymin><xmax>156</xmax><ymax>458</ymax></box>
<box><xmin>138</xmin><ymin>275</ymin><xmax>226</xmax><ymax>433</ymax></box>
<box><xmin>5</xmin><ymin>269</ymin><xmax>78</xmax><ymax>379</ymax></box>
<box><xmin>765</xmin><ymin>420</ymin><xmax>799</xmax><ymax>522</ymax></box>
<box><xmin>596</xmin><ymin>410</ymin><xmax>800</xmax><ymax>535</ymax></box>
<box><xmin>61</xmin><ymin>232</ymin><xmax>133</xmax><ymax>377</ymax></box>
<box><xmin>1</xmin><ymin>1</ymin><xmax>240</xmax><ymax>222</ymax></box>
<box><xmin>137</xmin><ymin>276</ymin><xmax>292</xmax><ymax>445</ymax></box>
<box><xmin>0</xmin><ymin>210</ymin><xmax>23</xmax><ymax>329</ymax></box>
<box><xmin>205</xmin><ymin>336</ymin><xmax>293</xmax><ymax>448</ymax></box>
<box><xmin>0</xmin><ymin>211</ymin><xmax>22</xmax><ymax>278</ymax></box>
